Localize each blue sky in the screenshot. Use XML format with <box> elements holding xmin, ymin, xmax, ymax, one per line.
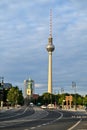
<box><xmin>0</xmin><ymin>0</ymin><xmax>87</xmax><ymax>95</ymax></box>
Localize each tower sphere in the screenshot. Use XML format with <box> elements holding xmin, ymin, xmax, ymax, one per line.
<box><xmin>46</xmin><ymin>44</ymin><xmax>55</xmax><ymax>52</ymax></box>
<box><xmin>46</xmin><ymin>37</ymin><xmax>55</xmax><ymax>52</ymax></box>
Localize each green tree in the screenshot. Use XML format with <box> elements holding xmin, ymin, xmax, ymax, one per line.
<box><xmin>17</xmin><ymin>90</ymin><xmax>24</xmax><ymax>105</ymax></box>
<box><xmin>84</xmin><ymin>95</ymin><xmax>87</xmax><ymax>106</ymax></box>
<box><xmin>76</xmin><ymin>95</ymin><xmax>83</xmax><ymax>105</ymax></box>
<box><xmin>7</xmin><ymin>86</ymin><xmax>23</xmax><ymax>106</ymax></box>
<box><xmin>42</xmin><ymin>92</ymin><xmax>50</xmax><ymax>104</ymax></box>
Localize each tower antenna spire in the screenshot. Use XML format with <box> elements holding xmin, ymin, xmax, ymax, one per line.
<box><xmin>49</xmin><ymin>9</ymin><xmax>52</xmax><ymax>37</ymax></box>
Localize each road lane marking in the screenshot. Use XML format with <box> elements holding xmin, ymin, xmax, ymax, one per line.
<box><xmin>28</xmin><ymin>111</ymin><xmax>63</xmax><ymax>130</ymax></box>
<box><xmin>34</xmin><ymin>111</ymin><xmax>63</xmax><ymax>129</ymax></box>
<box><xmin>37</xmin><ymin>125</ymin><xmax>41</xmax><ymax>127</ymax></box>
<box><xmin>30</xmin><ymin>127</ymin><xmax>36</xmax><ymax>129</ymax></box>
<box><xmin>42</xmin><ymin>123</ymin><xmax>48</xmax><ymax>126</ymax></box>
<box><xmin>68</xmin><ymin>118</ymin><xmax>82</xmax><ymax>130</ymax></box>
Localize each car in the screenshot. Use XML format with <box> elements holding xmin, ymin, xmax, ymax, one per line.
<box><xmin>15</xmin><ymin>104</ymin><xmax>21</xmax><ymax>108</ymax></box>
<box><xmin>30</xmin><ymin>102</ymin><xmax>34</xmax><ymax>107</ymax></box>
<box><xmin>41</xmin><ymin>105</ymin><xmax>47</xmax><ymax>109</ymax></box>
<box><xmin>47</xmin><ymin>104</ymin><xmax>55</xmax><ymax>109</ymax></box>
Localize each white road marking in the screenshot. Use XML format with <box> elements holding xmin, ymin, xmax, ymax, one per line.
<box><xmin>37</xmin><ymin>125</ymin><xmax>41</xmax><ymax>127</ymax></box>
<box><xmin>26</xmin><ymin>110</ymin><xmax>63</xmax><ymax>130</ymax></box>
<box><xmin>68</xmin><ymin>118</ymin><xmax>82</xmax><ymax>130</ymax></box>
<box><xmin>34</xmin><ymin>111</ymin><xmax>63</xmax><ymax>129</ymax></box>
<box><xmin>42</xmin><ymin>123</ymin><xmax>47</xmax><ymax>126</ymax></box>
<box><xmin>30</xmin><ymin>127</ymin><xmax>36</xmax><ymax>129</ymax></box>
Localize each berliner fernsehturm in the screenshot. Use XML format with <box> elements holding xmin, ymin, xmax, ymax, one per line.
<box><xmin>46</xmin><ymin>10</ymin><xmax>55</xmax><ymax>94</ymax></box>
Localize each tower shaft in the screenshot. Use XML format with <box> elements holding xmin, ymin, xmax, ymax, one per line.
<box><xmin>48</xmin><ymin>52</ymin><xmax>52</xmax><ymax>93</ymax></box>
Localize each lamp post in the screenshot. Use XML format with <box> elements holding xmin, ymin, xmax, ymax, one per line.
<box><xmin>54</xmin><ymin>91</ymin><xmax>57</xmax><ymax>108</ymax></box>
<box><xmin>72</xmin><ymin>81</ymin><xmax>77</xmax><ymax>110</ymax></box>
<box><xmin>61</xmin><ymin>88</ymin><xmax>64</xmax><ymax>109</ymax></box>
<box><xmin>0</xmin><ymin>77</ymin><xmax>4</xmax><ymax>109</ymax></box>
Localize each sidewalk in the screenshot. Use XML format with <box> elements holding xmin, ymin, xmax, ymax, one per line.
<box><xmin>0</xmin><ymin>106</ymin><xmax>15</xmax><ymax>112</ymax></box>
<box><xmin>62</xmin><ymin>108</ymin><xmax>86</xmax><ymax>112</ymax></box>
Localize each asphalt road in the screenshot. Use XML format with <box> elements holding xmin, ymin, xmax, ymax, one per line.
<box><xmin>0</xmin><ymin>106</ymin><xmax>87</xmax><ymax>130</ymax></box>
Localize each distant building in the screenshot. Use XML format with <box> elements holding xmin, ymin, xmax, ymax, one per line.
<box><xmin>24</xmin><ymin>78</ymin><xmax>34</xmax><ymax>98</ymax></box>
<box><xmin>33</xmin><ymin>94</ymin><xmax>39</xmax><ymax>100</ymax></box>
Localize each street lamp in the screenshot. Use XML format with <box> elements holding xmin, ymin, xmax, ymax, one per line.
<box><xmin>72</xmin><ymin>81</ymin><xmax>77</xmax><ymax>110</ymax></box>
<box><xmin>61</xmin><ymin>88</ymin><xmax>64</xmax><ymax>109</ymax></box>
<box><xmin>0</xmin><ymin>77</ymin><xmax>4</xmax><ymax>109</ymax></box>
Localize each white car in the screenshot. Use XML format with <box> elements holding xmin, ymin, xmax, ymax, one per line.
<box><xmin>30</xmin><ymin>102</ymin><xmax>34</xmax><ymax>106</ymax></box>
<box><xmin>47</xmin><ymin>104</ymin><xmax>55</xmax><ymax>109</ymax></box>
<box><xmin>41</xmin><ymin>105</ymin><xmax>47</xmax><ymax>109</ymax></box>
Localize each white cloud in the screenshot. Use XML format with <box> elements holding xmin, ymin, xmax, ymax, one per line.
<box><xmin>35</xmin><ymin>83</ymin><xmax>46</xmax><ymax>88</ymax></box>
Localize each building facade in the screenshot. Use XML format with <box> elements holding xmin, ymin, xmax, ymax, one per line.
<box><xmin>24</xmin><ymin>78</ymin><xmax>34</xmax><ymax>99</ymax></box>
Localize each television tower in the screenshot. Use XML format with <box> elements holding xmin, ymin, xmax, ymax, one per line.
<box><xmin>46</xmin><ymin>10</ymin><xmax>55</xmax><ymax>94</ymax></box>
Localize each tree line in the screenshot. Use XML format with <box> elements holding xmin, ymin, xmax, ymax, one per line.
<box><xmin>32</xmin><ymin>92</ymin><xmax>87</xmax><ymax>107</ymax></box>
<box><xmin>2</xmin><ymin>87</ymin><xmax>87</xmax><ymax>107</ymax></box>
